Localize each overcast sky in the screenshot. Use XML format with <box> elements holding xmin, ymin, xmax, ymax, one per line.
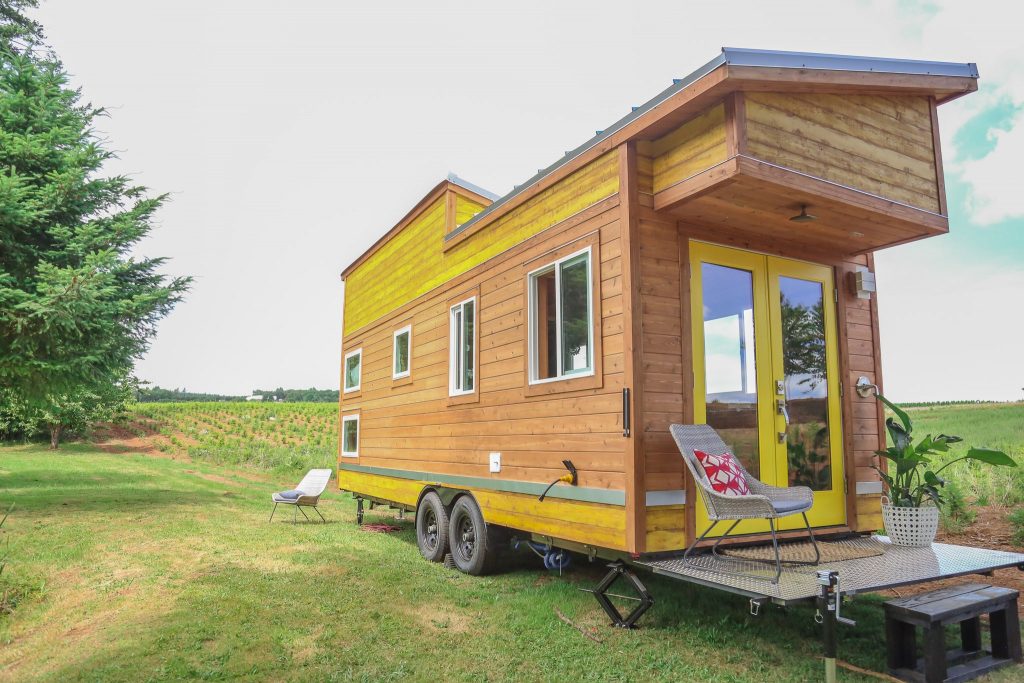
<box><xmin>32</xmin><ymin>0</ymin><xmax>1024</xmax><ymax>401</ymax></box>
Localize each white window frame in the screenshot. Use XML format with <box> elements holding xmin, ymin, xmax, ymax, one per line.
<box><xmin>343</xmin><ymin>348</ymin><xmax>362</xmax><ymax>393</ymax></box>
<box><xmin>527</xmin><ymin>246</ymin><xmax>595</xmax><ymax>385</ymax></box>
<box><xmin>448</xmin><ymin>296</ymin><xmax>477</xmax><ymax>397</ymax></box>
<box><xmin>341</xmin><ymin>413</ymin><xmax>360</xmax><ymax>457</ymax></box>
<box><xmin>392</xmin><ymin>325</ymin><xmax>412</xmax><ymax>379</ymax></box>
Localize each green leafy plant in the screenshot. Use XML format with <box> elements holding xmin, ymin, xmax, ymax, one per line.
<box><xmin>873</xmin><ymin>394</ymin><xmax>1016</xmax><ymax>508</ymax></box>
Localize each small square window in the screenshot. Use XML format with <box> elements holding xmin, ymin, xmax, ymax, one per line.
<box><xmin>341</xmin><ymin>414</ymin><xmax>359</xmax><ymax>457</ymax></box>
<box><xmin>393</xmin><ymin>325</ymin><xmax>412</xmax><ymax>379</ymax></box>
<box><xmin>343</xmin><ymin>348</ymin><xmax>362</xmax><ymax>393</ymax></box>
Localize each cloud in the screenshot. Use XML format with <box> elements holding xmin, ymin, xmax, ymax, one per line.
<box><xmin>875</xmin><ymin>250</ymin><xmax>1024</xmax><ymax>402</ymax></box>
<box><xmin>918</xmin><ymin>1</ymin><xmax>1024</xmax><ymax>224</ymax></box>
<box><xmin>956</xmin><ymin>109</ymin><xmax>1024</xmax><ymax>224</ymax></box>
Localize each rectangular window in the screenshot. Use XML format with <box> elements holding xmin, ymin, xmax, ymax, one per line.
<box><xmin>341</xmin><ymin>413</ymin><xmax>359</xmax><ymax>457</ymax></box>
<box><xmin>528</xmin><ymin>248</ymin><xmax>593</xmax><ymax>383</ymax></box>
<box><xmin>393</xmin><ymin>325</ymin><xmax>411</xmax><ymax>379</ymax></box>
<box><xmin>343</xmin><ymin>348</ymin><xmax>362</xmax><ymax>393</ymax></box>
<box><xmin>449</xmin><ymin>297</ymin><xmax>476</xmax><ymax>396</ymax></box>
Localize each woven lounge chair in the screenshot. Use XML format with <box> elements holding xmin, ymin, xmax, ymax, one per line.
<box><xmin>670</xmin><ymin>424</ymin><xmax>820</xmax><ymax>583</ymax></box>
<box><xmin>269</xmin><ymin>468</ymin><xmax>332</xmax><ymax>523</ymax></box>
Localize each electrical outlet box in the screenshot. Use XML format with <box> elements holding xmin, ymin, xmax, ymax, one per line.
<box><xmin>489</xmin><ymin>452</ymin><xmax>501</xmax><ymax>473</ymax></box>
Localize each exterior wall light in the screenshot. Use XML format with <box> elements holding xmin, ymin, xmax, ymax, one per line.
<box><xmin>851</xmin><ymin>265</ymin><xmax>876</xmax><ymax>300</ymax></box>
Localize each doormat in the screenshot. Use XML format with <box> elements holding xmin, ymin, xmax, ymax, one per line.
<box><xmin>720</xmin><ymin>536</ymin><xmax>885</xmax><ymax>563</ymax></box>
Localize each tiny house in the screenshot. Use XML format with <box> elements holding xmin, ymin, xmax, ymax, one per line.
<box><xmin>338</xmin><ymin>48</ymin><xmax>977</xmax><ymax>572</ymax></box>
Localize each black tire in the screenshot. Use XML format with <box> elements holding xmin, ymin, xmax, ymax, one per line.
<box><xmin>448</xmin><ymin>495</ymin><xmax>499</xmax><ymax>575</ymax></box>
<box><xmin>416</xmin><ymin>491</ymin><xmax>449</xmax><ymax>563</ymax></box>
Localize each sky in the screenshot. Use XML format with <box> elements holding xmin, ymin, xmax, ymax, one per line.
<box><xmin>31</xmin><ymin>0</ymin><xmax>1024</xmax><ymax>401</ymax></box>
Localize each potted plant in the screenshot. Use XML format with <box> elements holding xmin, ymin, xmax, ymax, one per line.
<box><xmin>872</xmin><ymin>394</ymin><xmax>1016</xmax><ymax>547</ymax></box>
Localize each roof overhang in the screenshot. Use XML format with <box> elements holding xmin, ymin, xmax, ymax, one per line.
<box><xmin>444</xmin><ymin>47</ymin><xmax>977</xmax><ymax>245</ymax></box>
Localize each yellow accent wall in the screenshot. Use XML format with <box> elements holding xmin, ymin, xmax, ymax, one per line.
<box><xmin>455</xmin><ymin>194</ymin><xmax>486</xmax><ymax>226</ymax></box>
<box><xmin>343</xmin><ymin>150</ymin><xmax>619</xmax><ymax>335</ymax></box>
<box><xmin>338</xmin><ymin>469</ymin><xmax>628</xmax><ymax>550</ymax></box>
<box><xmin>648</xmin><ymin>103</ymin><xmax>727</xmax><ymax>193</ymax></box>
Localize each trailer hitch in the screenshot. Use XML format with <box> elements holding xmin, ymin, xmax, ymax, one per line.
<box><xmin>816</xmin><ymin>570</ymin><xmax>856</xmax><ymax>683</ymax></box>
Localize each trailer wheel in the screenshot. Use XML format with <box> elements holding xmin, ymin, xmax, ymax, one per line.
<box><xmin>416</xmin><ymin>491</ymin><xmax>450</xmax><ymax>563</ymax></box>
<box><xmin>448</xmin><ymin>496</ymin><xmax>498</xmax><ymax>575</ymax></box>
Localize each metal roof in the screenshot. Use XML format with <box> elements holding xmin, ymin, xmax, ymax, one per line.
<box><xmin>446</xmin><ymin>173</ymin><xmax>500</xmax><ymax>202</ymax></box>
<box><xmin>445</xmin><ymin>47</ymin><xmax>978</xmax><ymax>242</ymax></box>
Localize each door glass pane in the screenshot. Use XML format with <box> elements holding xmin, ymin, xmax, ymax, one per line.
<box><xmin>461</xmin><ymin>300</ymin><xmax>474</xmax><ymax>390</ymax></box>
<box><xmin>560</xmin><ymin>254</ymin><xmax>591</xmax><ymax>375</ymax></box>
<box><xmin>701</xmin><ymin>262</ymin><xmax>759</xmax><ymax>477</ymax></box>
<box><xmin>779</xmin><ymin>276</ymin><xmax>831</xmax><ymax>491</ymax></box>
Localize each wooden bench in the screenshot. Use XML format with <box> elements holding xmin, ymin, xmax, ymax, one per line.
<box><xmin>884</xmin><ymin>583</ymin><xmax>1021</xmax><ymax>683</ymax></box>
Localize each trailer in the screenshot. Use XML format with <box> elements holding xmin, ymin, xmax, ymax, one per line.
<box><xmin>338</xmin><ymin>47</ymin><xmax>987</xmax><ymax>572</ymax></box>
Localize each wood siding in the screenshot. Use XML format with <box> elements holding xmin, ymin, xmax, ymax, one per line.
<box><xmin>344</xmin><ymin>152</ymin><xmax>619</xmax><ymax>335</ymax></box>
<box><xmin>340</xmin><ymin>196</ymin><xmax>630</xmax><ymax>550</ymax></box>
<box><xmin>745</xmin><ymin>93</ymin><xmax>941</xmax><ymax>214</ymax></box>
<box><xmin>644</xmin><ymin>103</ymin><xmax>728</xmax><ymax>194</ymax></box>
<box><xmin>838</xmin><ymin>253</ymin><xmax>886</xmax><ymax>533</ymax></box>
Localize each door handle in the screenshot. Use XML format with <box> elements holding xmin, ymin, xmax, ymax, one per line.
<box><xmin>777</xmin><ymin>398</ymin><xmax>790</xmax><ymax>444</ymax></box>
<box><xmin>777</xmin><ymin>399</ymin><xmax>790</xmax><ymax>426</ymax></box>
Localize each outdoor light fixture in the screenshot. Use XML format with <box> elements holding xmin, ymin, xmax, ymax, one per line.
<box><xmin>789</xmin><ymin>204</ymin><xmax>816</xmax><ymax>222</ymax></box>
<box><xmin>850</xmin><ymin>265</ymin><xmax>876</xmax><ymax>300</ymax></box>
<box><xmin>855</xmin><ymin>376</ymin><xmax>879</xmax><ymax>398</ymax></box>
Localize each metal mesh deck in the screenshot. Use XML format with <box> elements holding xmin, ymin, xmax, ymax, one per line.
<box><xmin>635</xmin><ymin>537</ymin><xmax>1024</xmax><ymax>604</ymax></box>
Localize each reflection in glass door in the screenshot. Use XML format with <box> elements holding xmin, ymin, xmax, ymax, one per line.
<box><xmin>691</xmin><ymin>242</ymin><xmax>845</xmax><ymax>535</ymax></box>
<box><xmin>768</xmin><ymin>259</ymin><xmax>845</xmax><ymax>530</ymax></box>
<box><xmin>777</xmin><ymin>276</ymin><xmax>831</xmax><ymax>490</ymax></box>
<box><xmin>700</xmin><ymin>263</ymin><xmax>762</xmax><ymax>478</ymax></box>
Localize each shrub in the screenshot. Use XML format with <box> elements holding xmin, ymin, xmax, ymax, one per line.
<box><xmin>1008</xmin><ymin>509</ymin><xmax>1024</xmax><ymax>548</ymax></box>
<box><xmin>939</xmin><ymin>481</ymin><xmax>976</xmax><ymax>534</ymax></box>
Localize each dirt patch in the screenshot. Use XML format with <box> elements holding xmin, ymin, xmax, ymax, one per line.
<box><xmin>290</xmin><ymin>624</ymin><xmax>325</xmax><ymax>663</ymax></box>
<box><xmin>91</xmin><ymin>422</ymin><xmax>190</xmax><ymax>461</ymax></box>
<box><xmin>183</xmin><ymin>469</ymin><xmax>242</xmax><ymax>487</ymax></box>
<box><xmin>403</xmin><ymin>603</ymin><xmax>472</xmax><ymax>633</ymax></box>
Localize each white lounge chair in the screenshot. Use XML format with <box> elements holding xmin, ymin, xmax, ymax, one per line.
<box><xmin>269</xmin><ymin>468</ymin><xmax>332</xmax><ymax>523</ymax></box>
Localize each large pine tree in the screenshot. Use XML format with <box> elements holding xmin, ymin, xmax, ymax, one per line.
<box><xmin>0</xmin><ymin>1</ymin><xmax>190</xmax><ymax>444</ymax></box>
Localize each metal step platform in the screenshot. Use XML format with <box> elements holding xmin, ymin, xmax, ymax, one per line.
<box><xmin>634</xmin><ymin>536</ymin><xmax>1024</xmax><ymax>605</ymax></box>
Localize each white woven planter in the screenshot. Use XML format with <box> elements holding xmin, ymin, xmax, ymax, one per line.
<box><xmin>881</xmin><ymin>499</ymin><xmax>940</xmax><ymax>547</ymax></box>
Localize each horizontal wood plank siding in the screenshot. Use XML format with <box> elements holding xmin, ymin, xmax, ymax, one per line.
<box><xmin>646</xmin><ymin>103</ymin><xmax>727</xmax><ymax>194</ymax></box>
<box><xmin>344</xmin><ymin>152</ymin><xmax>619</xmax><ymax>335</ymax></box>
<box><xmin>837</xmin><ymin>254</ymin><xmax>885</xmax><ymax>532</ymax></box>
<box><xmin>745</xmin><ymin>92</ymin><xmax>941</xmax><ymax>213</ymax></box>
<box><xmin>341</xmin><ymin>199</ymin><xmax>629</xmax><ymax>550</ymax></box>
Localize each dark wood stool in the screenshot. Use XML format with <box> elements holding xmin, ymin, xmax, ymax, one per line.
<box><xmin>884</xmin><ymin>583</ymin><xmax>1022</xmax><ymax>683</ymax></box>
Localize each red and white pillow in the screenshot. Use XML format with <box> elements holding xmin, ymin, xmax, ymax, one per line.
<box><xmin>694</xmin><ymin>450</ymin><xmax>750</xmax><ymax>496</ymax></box>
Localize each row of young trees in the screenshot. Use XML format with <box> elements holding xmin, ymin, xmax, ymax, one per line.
<box><xmin>135</xmin><ymin>387</ymin><xmax>340</xmax><ymax>403</ymax></box>
<box><xmin>0</xmin><ymin>2</ymin><xmax>190</xmax><ymax>447</ymax></box>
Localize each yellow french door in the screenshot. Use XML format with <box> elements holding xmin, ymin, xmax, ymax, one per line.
<box><xmin>690</xmin><ymin>242</ymin><xmax>845</xmax><ymax>537</ymax></box>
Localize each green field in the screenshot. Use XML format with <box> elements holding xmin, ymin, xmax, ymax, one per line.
<box><xmin>0</xmin><ymin>402</ymin><xmax>1022</xmax><ymax>681</ymax></box>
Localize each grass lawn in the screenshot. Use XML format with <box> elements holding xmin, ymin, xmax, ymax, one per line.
<box><xmin>1</xmin><ymin>443</ymin><xmax>1022</xmax><ymax>682</ymax></box>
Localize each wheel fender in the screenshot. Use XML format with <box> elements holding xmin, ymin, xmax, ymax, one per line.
<box><xmin>417</xmin><ymin>485</ymin><xmax>465</xmax><ymax>510</ymax></box>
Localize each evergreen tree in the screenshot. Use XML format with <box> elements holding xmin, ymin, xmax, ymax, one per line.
<box><xmin>0</xmin><ymin>1</ymin><xmax>190</xmax><ymax>444</ymax></box>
